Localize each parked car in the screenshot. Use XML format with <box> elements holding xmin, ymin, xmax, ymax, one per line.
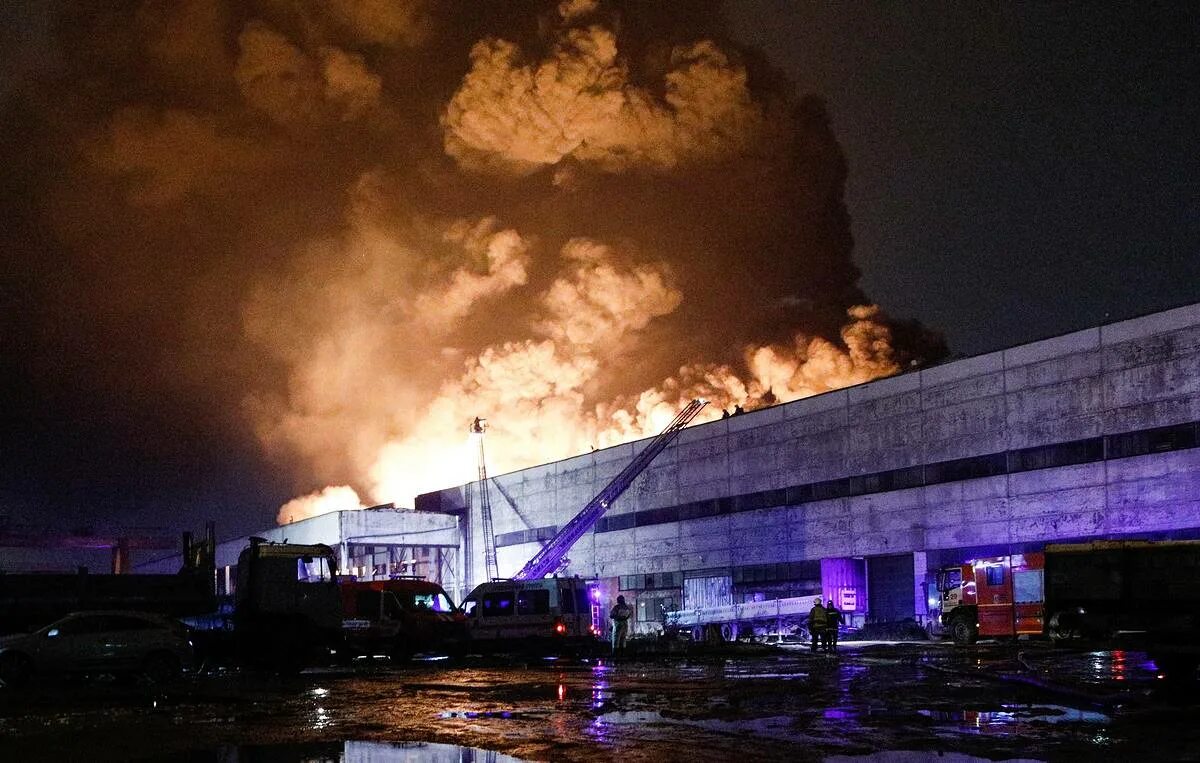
<box><xmin>0</xmin><ymin>610</ymin><xmax>194</xmax><ymax>687</ymax></box>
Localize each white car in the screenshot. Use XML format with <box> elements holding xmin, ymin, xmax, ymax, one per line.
<box><xmin>0</xmin><ymin>610</ymin><xmax>194</xmax><ymax>687</ymax></box>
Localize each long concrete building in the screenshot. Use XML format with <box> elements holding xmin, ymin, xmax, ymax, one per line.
<box><xmin>416</xmin><ymin>301</ymin><xmax>1200</xmax><ymax>631</ymax></box>
<box><xmin>135</xmin><ymin>301</ymin><xmax>1200</xmax><ymax>635</ymax></box>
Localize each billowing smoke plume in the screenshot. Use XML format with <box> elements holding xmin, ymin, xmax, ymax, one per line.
<box><xmin>2</xmin><ymin>1</ymin><xmax>944</xmax><ymax>528</ymax></box>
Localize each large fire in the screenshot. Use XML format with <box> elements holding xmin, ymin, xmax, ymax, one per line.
<box><xmin>277</xmin><ymin>294</ymin><xmax>901</xmax><ymax>523</ymax></box>
<box><xmin>260</xmin><ymin>2</ymin><xmax>915</xmax><ymax>523</ymax></box>
<box><xmin>18</xmin><ymin>1</ymin><xmax>942</xmax><ymax>527</ymax></box>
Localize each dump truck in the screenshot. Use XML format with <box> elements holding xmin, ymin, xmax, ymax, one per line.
<box><xmin>0</xmin><ymin>526</ymin><xmax>218</xmax><ymax>636</ymax></box>
<box><xmin>227</xmin><ymin>538</ymin><xmax>343</xmax><ymax>671</ymax></box>
<box><xmin>0</xmin><ymin>528</ymin><xmax>345</xmax><ymax>674</ymax></box>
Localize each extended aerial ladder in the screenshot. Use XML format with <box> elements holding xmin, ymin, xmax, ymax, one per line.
<box><xmin>513</xmin><ymin>399</ymin><xmax>708</xmax><ymax>581</ymax></box>
<box><xmin>470</xmin><ymin>417</ymin><xmax>499</xmax><ymax>582</ymax></box>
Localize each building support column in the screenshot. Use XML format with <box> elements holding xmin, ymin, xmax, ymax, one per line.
<box><xmin>912</xmin><ymin>550</ymin><xmax>928</xmax><ymax>626</ymax></box>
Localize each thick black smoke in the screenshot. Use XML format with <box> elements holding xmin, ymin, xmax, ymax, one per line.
<box><xmin>0</xmin><ymin>1</ymin><xmax>944</xmax><ymax>531</ymax></box>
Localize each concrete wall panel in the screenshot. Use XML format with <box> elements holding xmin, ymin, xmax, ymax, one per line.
<box><xmin>1103</xmin><ymin>353</ymin><xmax>1200</xmax><ymax>408</ymax></box>
<box><xmin>847</xmin><ymin>389</ymin><xmax>923</xmax><ymax>423</ymax></box>
<box><xmin>1005</xmin><ymin>350</ymin><xmax>1103</xmax><ymax>393</ymax></box>
<box><xmin>921</xmin><ymin>372</ymin><xmax>1005</xmax><ymax>410</ymax></box>
<box><xmin>920</xmin><ymin>350</ymin><xmax>1004</xmax><ymax>387</ymax></box>
<box><xmin>847</xmin><ymin>370</ymin><xmax>921</xmax><ymax>403</ymax></box>
<box><xmin>1004</xmin><ymin>327</ymin><xmax>1099</xmax><ymax>368</ymax></box>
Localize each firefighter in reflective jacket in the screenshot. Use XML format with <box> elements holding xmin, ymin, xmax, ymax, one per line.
<box><xmin>825</xmin><ymin>599</ymin><xmax>843</xmax><ymax>653</ymax></box>
<box><xmin>808</xmin><ymin>598</ymin><xmax>828</xmax><ymax>653</ymax></box>
<box><xmin>610</xmin><ymin>595</ymin><xmax>633</xmax><ymax>654</ymax></box>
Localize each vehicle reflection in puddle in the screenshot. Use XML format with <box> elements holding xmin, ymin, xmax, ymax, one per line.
<box><xmin>822</xmin><ymin>707</ymin><xmax>858</xmax><ymax>721</ymax></box>
<box><xmin>590</xmin><ymin>661</ymin><xmax>611</xmax><ymax>708</ymax></box>
<box><xmin>310</xmin><ymin>704</ymin><xmax>332</xmax><ymax>730</ymax></box>
<box><xmin>150</xmin><ymin>740</ymin><xmax>527</xmax><ymax>762</ymax></box>
<box><xmin>1086</xmin><ymin>649</ymin><xmax>1158</xmax><ymax>683</ymax></box>
<box><xmin>591</xmin><ymin>709</ymin><xmax>800</xmax><ymax>743</ymax></box>
<box><xmin>1021</xmin><ymin>649</ymin><xmax>1161</xmax><ymax>686</ymax></box>
<box><xmin>918</xmin><ymin>704</ymin><xmax>1110</xmax><ymax>729</ymax></box>
<box><xmin>438</xmin><ymin>709</ymin><xmax>515</xmax><ymax>719</ymax></box>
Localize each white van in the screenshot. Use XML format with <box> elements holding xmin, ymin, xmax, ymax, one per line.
<box><xmin>460</xmin><ymin>577</ymin><xmax>601</xmax><ymax>650</ymax></box>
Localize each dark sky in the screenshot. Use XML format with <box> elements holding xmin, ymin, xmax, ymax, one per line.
<box><xmin>729</xmin><ymin>3</ymin><xmax>1200</xmax><ymax>355</ymax></box>
<box><xmin>0</xmin><ymin>2</ymin><xmax>1197</xmax><ymax>548</ymax></box>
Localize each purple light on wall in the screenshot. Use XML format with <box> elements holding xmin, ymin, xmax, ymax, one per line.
<box><xmin>821</xmin><ymin>557</ymin><xmax>867</xmax><ymax>612</ymax></box>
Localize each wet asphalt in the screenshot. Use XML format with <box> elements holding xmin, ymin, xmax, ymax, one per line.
<box><xmin>1</xmin><ymin>641</ymin><xmax>1198</xmax><ymax>762</ymax></box>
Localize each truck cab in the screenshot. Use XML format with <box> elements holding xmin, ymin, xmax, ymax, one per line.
<box><xmin>233</xmin><ymin>539</ymin><xmax>342</xmax><ymax>670</ymax></box>
<box><xmin>933</xmin><ymin>554</ymin><xmax>1044</xmax><ymax>644</ymax></box>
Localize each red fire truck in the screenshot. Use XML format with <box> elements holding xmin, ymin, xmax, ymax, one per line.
<box><xmin>338</xmin><ymin>578</ymin><xmax>466</xmax><ymax>660</ymax></box>
<box><xmin>933</xmin><ymin>553</ymin><xmax>1045</xmax><ymax>644</ymax></box>
<box><xmin>933</xmin><ymin>540</ymin><xmax>1200</xmax><ymax>664</ymax></box>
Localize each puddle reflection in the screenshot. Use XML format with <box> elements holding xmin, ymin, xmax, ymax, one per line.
<box><xmin>149</xmin><ymin>740</ymin><xmax>526</xmax><ymax>762</ymax></box>
<box><xmin>919</xmin><ymin>703</ymin><xmax>1110</xmax><ymax>729</ymax></box>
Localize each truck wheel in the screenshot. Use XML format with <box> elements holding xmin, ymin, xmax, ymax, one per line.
<box><xmin>690</xmin><ymin>626</ymin><xmax>704</xmax><ymax>642</ymax></box>
<box><xmin>1047</xmin><ymin>611</ymin><xmax>1080</xmax><ymax>642</ymax></box>
<box><xmin>720</xmin><ymin>623</ymin><xmax>738</xmax><ymax>642</ymax></box>
<box><xmin>0</xmin><ymin>652</ymin><xmax>32</xmax><ymax>688</ymax></box>
<box><xmin>951</xmin><ymin>617</ymin><xmax>978</xmax><ymax>645</ymax></box>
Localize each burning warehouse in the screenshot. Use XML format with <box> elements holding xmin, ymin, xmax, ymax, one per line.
<box><xmin>11</xmin><ymin>1</ymin><xmax>1198</xmax><ymax>642</ymax></box>
<box><xmin>411</xmin><ymin>301</ymin><xmax>1200</xmax><ymax>635</ymax></box>
<box><xmin>138</xmin><ymin>300</ymin><xmax>1200</xmax><ymax>643</ymax></box>
<box><xmin>133</xmin><ymin>301</ymin><xmax>1200</xmax><ymax>633</ymax></box>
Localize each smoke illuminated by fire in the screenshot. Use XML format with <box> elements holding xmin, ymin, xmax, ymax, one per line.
<box><xmin>7</xmin><ymin>1</ymin><xmax>943</xmax><ymax>527</ymax></box>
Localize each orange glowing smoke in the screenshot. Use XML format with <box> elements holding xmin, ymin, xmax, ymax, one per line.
<box><xmin>252</xmin><ymin>2</ymin><xmax>912</xmax><ymax>524</ymax></box>
<box><xmin>31</xmin><ymin>0</ymin><xmax>939</xmax><ymax>526</ymax></box>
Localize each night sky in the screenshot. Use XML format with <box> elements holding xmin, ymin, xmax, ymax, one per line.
<box><xmin>0</xmin><ymin>2</ymin><xmax>1197</xmax><ymax>549</ymax></box>
<box><xmin>732</xmin><ymin>3</ymin><xmax>1200</xmax><ymax>355</ymax></box>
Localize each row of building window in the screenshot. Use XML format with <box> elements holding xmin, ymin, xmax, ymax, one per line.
<box><xmin>618</xmin><ymin>563</ymin><xmax>821</xmax><ymax>593</ymax></box>
<box><xmin>493</xmin><ymin>525</ymin><xmax>558</xmax><ymax>548</ymax></box>
<box><xmin>732</xmin><ymin>561</ymin><xmax>820</xmax><ymax>585</ymax></box>
<box><xmin>618</xmin><ymin>571</ymin><xmax>684</xmax><ymax>591</ymax></box>
<box><xmin>489</xmin><ymin>420</ymin><xmax>1198</xmax><ymax>547</ymax></box>
<box><xmin>589</xmin><ymin>419</ymin><xmax>1199</xmax><ymax>534</ymax></box>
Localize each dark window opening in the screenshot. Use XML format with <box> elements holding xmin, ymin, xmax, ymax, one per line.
<box><xmin>481</xmin><ymin>591</ymin><xmax>514</xmax><ymax>617</ymax></box>
<box><xmin>517</xmin><ymin>589</ymin><xmax>550</xmax><ymax>615</ymax></box>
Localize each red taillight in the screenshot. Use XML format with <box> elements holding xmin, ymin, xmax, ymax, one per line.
<box><xmin>554</xmin><ymin>620</ymin><xmax>566</xmax><ymax>634</ymax></box>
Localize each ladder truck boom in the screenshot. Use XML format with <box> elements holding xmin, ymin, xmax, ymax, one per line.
<box><xmin>513</xmin><ymin>399</ymin><xmax>708</xmax><ymax>581</ymax></box>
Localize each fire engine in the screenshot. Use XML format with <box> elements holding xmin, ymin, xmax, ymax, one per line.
<box><xmin>338</xmin><ymin>578</ymin><xmax>465</xmax><ymax>660</ymax></box>
<box><xmin>932</xmin><ymin>539</ymin><xmax>1200</xmax><ymax>671</ymax></box>
<box><xmin>932</xmin><ymin>552</ymin><xmax>1045</xmax><ymax>644</ymax></box>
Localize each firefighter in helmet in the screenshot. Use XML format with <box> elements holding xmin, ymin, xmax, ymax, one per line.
<box><xmin>808</xmin><ymin>597</ymin><xmax>827</xmax><ymax>653</ymax></box>
<box><xmin>825</xmin><ymin>598</ymin><xmax>843</xmax><ymax>653</ymax></box>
